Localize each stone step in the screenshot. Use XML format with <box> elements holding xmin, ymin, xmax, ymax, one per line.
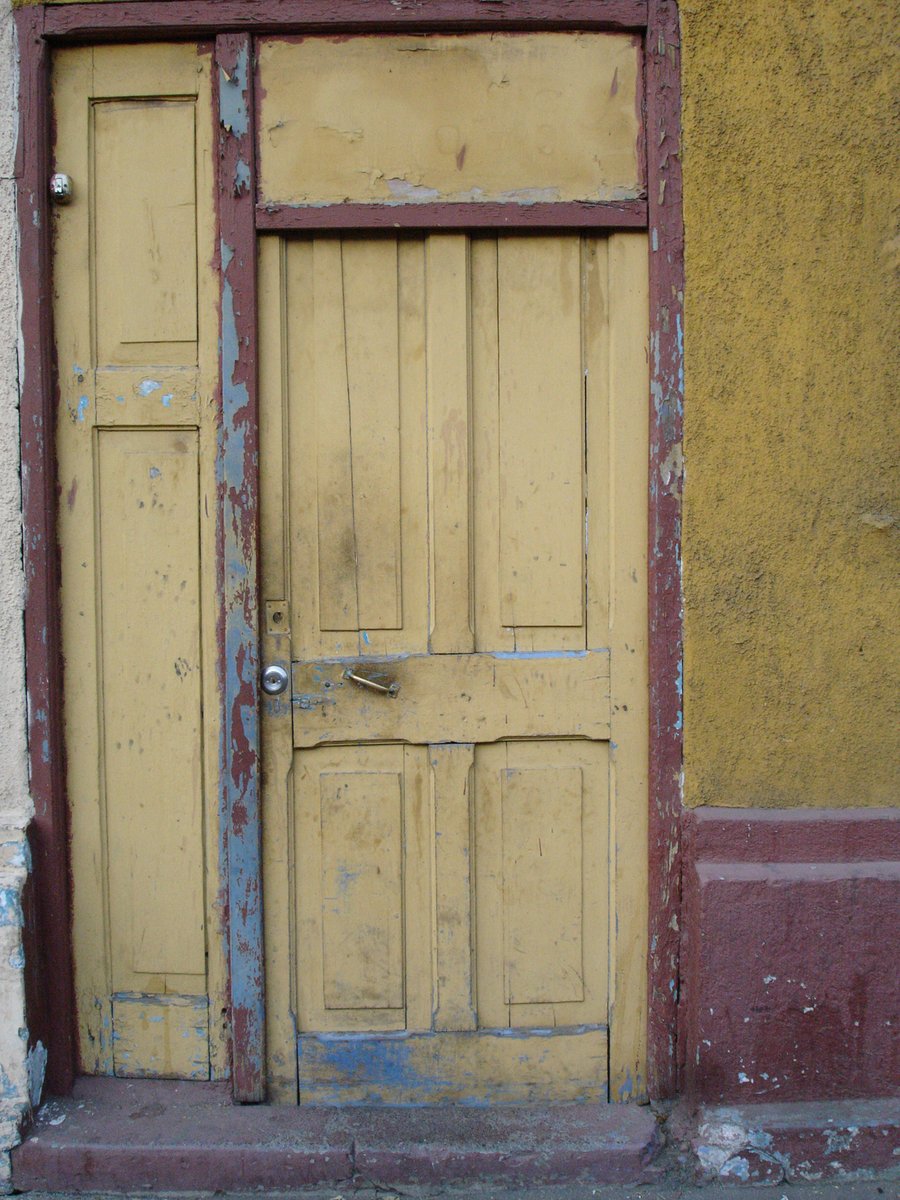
<box><xmin>12</xmin><ymin>1077</ymin><xmax>662</xmax><ymax>1193</ymax></box>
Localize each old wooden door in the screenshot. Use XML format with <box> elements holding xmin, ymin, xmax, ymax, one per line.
<box><xmin>54</xmin><ymin>44</ymin><xmax>227</xmax><ymax>1080</ymax></box>
<box><xmin>259</xmin><ymin>234</ymin><xmax>648</xmax><ymax>1104</ymax></box>
<box><xmin>256</xmin><ymin>34</ymin><xmax>649</xmax><ymax>1104</ymax></box>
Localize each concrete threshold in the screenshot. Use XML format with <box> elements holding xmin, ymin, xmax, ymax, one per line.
<box><xmin>11</xmin><ymin>1078</ymin><xmax>662</xmax><ymax>1193</ymax></box>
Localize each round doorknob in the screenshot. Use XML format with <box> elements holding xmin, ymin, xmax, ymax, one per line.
<box><xmin>262</xmin><ymin>664</ymin><xmax>289</xmax><ymax>695</ymax></box>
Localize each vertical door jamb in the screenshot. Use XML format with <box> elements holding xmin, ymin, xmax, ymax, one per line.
<box><xmin>15</xmin><ymin>2</ymin><xmax>77</xmax><ymax>1097</ymax></box>
<box><xmin>215</xmin><ymin>31</ymin><xmax>265</xmax><ymax>1102</ymax></box>
<box><xmin>645</xmin><ymin>0</ymin><xmax>685</xmax><ymax>1101</ymax></box>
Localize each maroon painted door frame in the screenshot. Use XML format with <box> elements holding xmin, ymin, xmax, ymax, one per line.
<box><xmin>16</xmin><ymin>0</ymin><xmax>683</xmax><ymax>1103</ymax></box>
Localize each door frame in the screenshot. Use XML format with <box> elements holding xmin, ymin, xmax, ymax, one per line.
<box><xmin>16</xmin><ymin>0</ymin><xmax>684</xmax><ymax>1102</ymax></box>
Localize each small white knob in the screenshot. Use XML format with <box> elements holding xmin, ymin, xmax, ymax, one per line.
<box><xmin>50</xmin><ymin>173</ymin><xmax>74</xmax><ymax>205</ymax></box>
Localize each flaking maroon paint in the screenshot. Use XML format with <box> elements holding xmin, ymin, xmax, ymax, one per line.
<box><xmin>44</xmin><ymin>1</ymin><xmax>650</xmax><ymax>41</ymax></box>
<box><xmin>680</xmin><ymin>807</ymin><xmax>900</xmax><ymax>1104</ymax></box>
<box><xmin>645</xmin><ymin>0</ymin><xmax>685</xmax><ymax>1101</ymax></box>
<box><xmin>15</xmin><ymin>3</ymin><xmax>77</xmax><ymax>1096</ymax></box>
<box><xmin>216</xmin><ymin>31</ymin><xmax>266</xmax><ymax>1103</ymax></box>
<box><xmin>256</xmin><ymin>200</ymin><xmax>648</xmax><ymax>232</ymax></box>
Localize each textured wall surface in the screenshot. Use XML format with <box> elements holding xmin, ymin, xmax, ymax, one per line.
<box><xmin>681</xmin><ymin>0</ymin><xmax>900</xmax><ymax>808</ymax></box>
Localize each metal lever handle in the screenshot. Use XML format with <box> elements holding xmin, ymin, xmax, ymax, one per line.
<box><xmin>344</xmin><ymin>669</ymin><xmax>400</xmax><ymax>697</ymax></box>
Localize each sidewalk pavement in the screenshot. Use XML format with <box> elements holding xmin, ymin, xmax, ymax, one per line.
<box><xmin>16</xmin><ymin>1179</ymin><xmax>900</xmax><ymax>1200</ymax></box>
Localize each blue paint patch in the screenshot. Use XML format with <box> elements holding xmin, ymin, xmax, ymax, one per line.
<box><xmin>8</xmin><ymin>946</ymin><xmax>25</xmax><ymax>971</ymax></box>
<box><xmin>27</xmin><ymin>1040</ymin><xmax>47</xmax><ymax>1108</ymax></box>
<box><xmin>1</xmin><ymin>839</ymin><xmax>30</xmax><ymax>871</ymax></box>
<box><xmin>138</xmin><ymin>379</ymin><xmax>162</xmax><ymax>396</ymax></box>
<box><xmin>617</xmin><ymin>1068</ymin><xmax>634</xmax><ymax>1101</ymax></box>
<box><xmin>0</xmin><ymin>1065</ymin><xmax>20</xmax><ymax>1100</ymax></box>
<box><xmin>361</xmin><ymin>631</ymin><xmax>370</xmax><ymax>646</ymax></box>
<box><xmin>115</xmin><ymin>395</ymin><xmax>126</xmax><ymax>405</ymax></box>
<box><xmin>41</xmin><ymin>738</ymin><xmax>49</xmax><ymax>765</ymax></box>
<box><xmin>234</xmin><ymin>158</ymin><xmax>252</xmax><ymax>196</ymax></box>
<box><xmin>488</xmin><ymin>650</ymin><xmax>594</xmax><ymax>660</ymax></box>
<box><xmin>219</xmin><ymin>42</ymin><xmax>250</xmax><ymax>139</ymax></box>
<box><xmin>301</xmin><ymin>1034</ymin><xmax>453</xmax><ymax>1096</ymax></box>
<box><xmin>336</xmin><ymin>865</ymin><xmax>361</xmax><ymax>894</ymax></box>
<box><xmin>76</xmin><ymin>396</ymin><xmax>90</xmax><ymax>422</ymax></box>
<box><xmin>149</xmin><ymin>467</ymin><xmax>161</xmax><ymax>479</ymax></box>
<box><xmin>0</xmin><ymin>886</ymin><xmax>23</xmax><ymax>928</ymax></box>
<box><xmin>161</xmin><ymin>394</ymin><xmax>173</xmax><ymax>408</ymax></box>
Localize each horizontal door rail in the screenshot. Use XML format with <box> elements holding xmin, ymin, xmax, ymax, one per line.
<box><xmin>44</xmin><ymin>1</ymin><xmax>649</xmax><ymax>41</ymax></box>
<box><xmin>256</xmin><ymin>200</ymin><xmax>648</xmax><ymax>234</ymax></box>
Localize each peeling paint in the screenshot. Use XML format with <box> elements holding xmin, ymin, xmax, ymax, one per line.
<box><xmin>217</xmin><ymin>31</ymin><xmax>264</xmax><ymax>1102</ymax></box>
<box><xmin>218</xmin><ymin>41</ymin><xmax>250</xmax><ymax>138</ymax></box>
<box><xmin>0</xmin><ymin>886</ymin><xmax>23</xmax><ymax>928</ymax></box>
<box><xmin>26</xmin><ymin>1041</ymin><xmax>47</xmax><ymax>1109</ymax></box>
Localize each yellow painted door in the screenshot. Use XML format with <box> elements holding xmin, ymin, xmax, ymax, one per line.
<box><xmin>259</xmin><ymin>232</ymin><xmax>648</xmax><ymax>1103</ymax></box>
<box><xmin>53</xmin><ymin>45</ymin><xmax>227</xmax><ymax>1079</ymax></box>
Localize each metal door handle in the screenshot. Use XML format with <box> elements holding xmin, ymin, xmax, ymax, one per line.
<box><xmin>344</xmin><ymin>669</ymin><xmax>400</xmax><ymax>697</ymax></box>
<box><xmin>262</xmin><ymin>664</ymin><xmax>289</xmax><ymax>695</ymax></box>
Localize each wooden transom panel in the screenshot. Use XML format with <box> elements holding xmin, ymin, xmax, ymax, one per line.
<box><xmin>257</xmin><ymin>33</ymin><xmax>643</xmax><ymax>206</ymax></box>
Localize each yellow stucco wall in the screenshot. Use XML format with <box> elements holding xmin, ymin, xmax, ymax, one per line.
<box><xmin>681</xmin><ymin>0</ymin><xmax>899</xmax><ymax>807</ymax></box>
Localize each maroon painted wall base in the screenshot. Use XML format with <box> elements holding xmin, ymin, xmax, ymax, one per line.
<box><xmin>679</xmin><ymin>807</ymin><xmax>900</xmax><ymax>1104</ymax></box>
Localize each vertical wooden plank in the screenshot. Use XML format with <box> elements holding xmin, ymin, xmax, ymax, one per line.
<box><xmin>584</xmin><ymin>237</ymin><xmax>612</xmax><ymax>647</ymax></box>
<box><xmin>215</xmin><ymin>32</ymin><xmax>264</xmax><ymax>1102</ymax></box>
<box><xmin>497</xmin><ymin>238</ymin><xmax>584</xmax><ymax>631</ymax></box>
<box><xmin>426</xmin><ymin>235</ymin><xmax>473</xmax><ymax>654</ymax></box>
<box><xmin>313</xmin><ymin>240</ymin><xmax>360</xmax><ymax>633</ymax></box>
<box><xmin>403</xmin><ymin>743</ymin><xmax>433</xmax><ymax>1031</ymax></box>
<box><xmin>473</xmin><ymin>742</ymin><xmax>507</xmax><ymax>1028</ymax></box>
<box><xmin>471</xmin><ymin>238</ymin><xmax>512</xmax><ymax>653</ymax></box>
<box><xmin>16</xmin><ymin>4</ymin><xmax>77</xmax><ymax>1094</ymax></box>
<box><xmin>646</xmin><ymin>0</ymin><xmax>685</xmax><ymax>1102</ymax></box>
<box><xmin>284</xmin><ymin>240</ymin><xmax>321</xmax><ymax>658</ymax></box>
<box><xmin>258</xmin><ymin>235</ymin><xmax>297</xmax><ymax>1100</ymax></box>
<box><xmin>342</xmin><ymin>239</ymin><xmax>402</xmax><ymax>631</ymax></box>
<box><xmin>607</xmin><ymin>233</ymin><xmax>650</xmax><ymax>1101</ymax></box>
<box><xmin>390</xmin><ymin>239</ymin><xmax>429</xmax><ymax>658</ymax></box>
<box><xmin>432</xmin><ymin>744</ymin><xmax>476</xmax><ymax>1032</ymax></box>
